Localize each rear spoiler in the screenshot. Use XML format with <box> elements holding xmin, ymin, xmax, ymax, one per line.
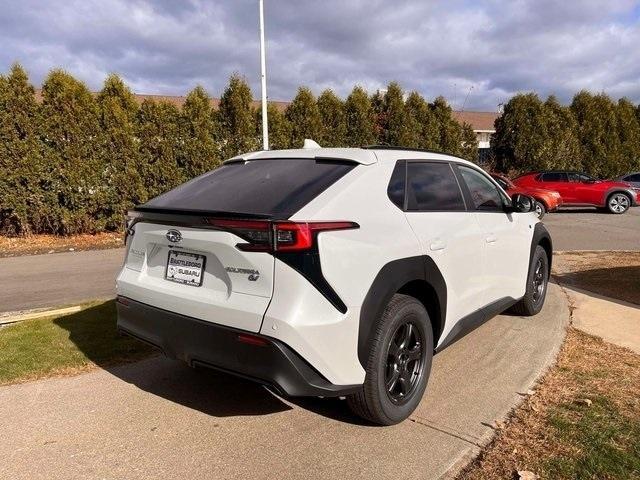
<box><xmin>127</xmin><ymin>207</ymin><xmax>274</xmax><ymax>233</ymax></box>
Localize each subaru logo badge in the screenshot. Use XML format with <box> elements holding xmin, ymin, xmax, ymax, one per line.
<box><xmin>166</xmin><ymin>229</ymin><xmax>182</xmax><ymax>243</ymax></box>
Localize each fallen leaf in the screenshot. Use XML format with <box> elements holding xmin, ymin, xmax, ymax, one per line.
<box><xmin>517</xmin><ymin>470</ymin><xmax>538</xmax><ymax>480</ymax></box>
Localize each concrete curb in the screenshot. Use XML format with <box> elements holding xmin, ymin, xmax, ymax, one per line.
<box><xmin>0</xmin><ymin>302</ymin><xmax>107</xmax><ymax>325</ymax></box>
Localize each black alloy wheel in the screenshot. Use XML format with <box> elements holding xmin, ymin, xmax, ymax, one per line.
<box><xmin>385</xmin><ymin>322</ymin><xmax>426</xmax><ymax>405</ymax></box>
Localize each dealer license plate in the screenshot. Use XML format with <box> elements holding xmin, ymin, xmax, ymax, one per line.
<box><xmin>165</xmin><ymin>250</ymin><xmax>206</xmax><ymax>287</ymax></box>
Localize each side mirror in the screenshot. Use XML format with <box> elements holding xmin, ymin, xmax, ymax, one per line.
<box><xmin>510</xmin><ymin>193</ymin><xmax>535</xmax><ymax>213</ymax></box>
<box><xmin>584</xmin><ymin>179</ymin><xmax>596</xmax><ymax>184</ymax></box>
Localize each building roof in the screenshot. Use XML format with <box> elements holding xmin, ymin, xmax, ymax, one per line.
<box><xmin>34</xmin><ymin>89</ymin><xmax>499</xmax><ymax>131</ymax></box>
<box><xmin>451</xmin><ymin>110</ymin><xmax>499</xmax><ymax>131</ymax></box>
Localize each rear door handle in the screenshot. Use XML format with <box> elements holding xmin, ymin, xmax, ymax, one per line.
<box><xmin>430</xmin><ymin>240</ymin><xmax>446</xmax><ymax>251</ymax></box>
<box><xmin>485</xmin><ymin>235</ymin><xmax>497</xmax><ymax>244</ymax></box>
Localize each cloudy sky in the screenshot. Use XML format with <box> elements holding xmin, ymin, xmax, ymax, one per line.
<box><xmin>1</xmin><ymin>0</ymin><xmax>639</xmax><ymax>110</ymax></box>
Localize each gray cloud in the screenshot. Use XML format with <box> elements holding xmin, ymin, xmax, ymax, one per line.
<box><xmin>1</xmin><ymin>0</ymin><xmax>639</xmax><ymax>110</ymax></box>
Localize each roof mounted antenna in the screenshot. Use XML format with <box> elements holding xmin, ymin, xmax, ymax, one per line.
<box><xmin>303</xmin><ymin>139</ymin><xmax>321</xmax><ymax>149</ymax></box>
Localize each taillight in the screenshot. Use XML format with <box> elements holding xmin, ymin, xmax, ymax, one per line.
<box><xmin>206</xmin><ymin>218</ymin><xmax>358</xmax><ymax>253</ymax></box>
<box><xmin>206</xmin><ymin>219</ymin><xmax>272</xmax><ymax>251</ymax></box>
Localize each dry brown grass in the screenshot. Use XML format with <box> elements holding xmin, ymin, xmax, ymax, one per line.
<box><xmin>0</xmin><ymin>232</ymin><xmax>123</xmax><ymax>258</ymax></box>
<box><xmin>458</xmin><ymin>328</ymin><xmax>640</xmax><ymax>479</ymax></box>
<box><xmin>553</xmin><ymin>251</ymin><xmax>640</xmax><ymax>305</ymax></box>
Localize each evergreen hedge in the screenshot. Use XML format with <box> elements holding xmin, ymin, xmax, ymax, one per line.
<box><xmin>2</xmin><ymin>63</ymin><xmax>637</xmax><ymax>236</ymax></box>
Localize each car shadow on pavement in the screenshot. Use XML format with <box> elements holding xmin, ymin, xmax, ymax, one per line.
<box><xmin>553</xmin><ymin>265</ymin><xmax>640</xmax><ymax>306</ymax></box>
<box><xmin>55</xmin><ymin>303</ymin><xmax>363</xmax><ymax>422</ymax></box>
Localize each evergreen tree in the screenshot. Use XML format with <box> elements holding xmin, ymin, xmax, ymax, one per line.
<box><xmin>217</xmin><ymin>74</ymin><xmax>259</xmax><ymax>158</ymax></box>
<box><xmin>137</xmin><ymin>99</ymin><xmax>183</xmax><ymax>199</ymax></box>
<box><xmin>317</xmin><ymin>89</ymin><xmax>346</xmax><ymax>147</ymax></box>
<box><xmin>459</xmin><ymin>122</ymin><xmax>479</xmax><ymax>162</ymax></box>
<box><xmin>430</xmin><ymin>96</ymin><xmax>468</xmax><ymax>156</ymax></box>
<box><xmin>380</xmin><ymin>82</ymin><xmax>412</xmax><ymax>146</ymax></box>
<box><xmin>370</xmin><ymin>89</ymin><xmax>385</xmax><ymax>142</ymax></box>
<box><xmin>571</xmin><ymin>91</ymin><xmax>621</xmax><ymax>177</ymax></box>
<box><xmin>616</xmin><ymin>98</ymin><xmax>640</xmax><ymax>173</ymax></box>
<box><xmin>179</xmin><ymin>85</ymin><xmax>218</xmax><ymax>179</ymax></box>
<box><xmin>285</xmin><ymin>87</ymin><xmax>323</xmax><ymax>148</ymax></box>
<box><xmin>39</xmin><ymin>70</ymin><xmax>102</xmax><ymax>234</ymax></box>
<box><xmin>344</xmin><ymin>86</ymin><xmax>375</xmax><ymax>147</ymax></box>
<box><xmin>256</xmin><ymin>103</ymin><xmax>291</xmax><ymax>150</ymax></box>
<box><xmin>0</xmin><ymin>64</ymin><xmax>45</xmax><ymax>234</ymax></box>
<box><xmin>541</xmin><ymin>96</ymin><xmax>581</xmax><ymax>171</ymax></box>
<box><xmin>491</xmin><ymin>93</ymin><xmax>548</xmax><ymax>172</ymax></box>
<box><xmin>97</xmin><ymin>74</ymin><xmax>144</xmax><ymax>230</ymax></box>
<box><xmin>404</xmin><ymin>91</ymin><xmax>439</xmax><ymax>150</ymax></box>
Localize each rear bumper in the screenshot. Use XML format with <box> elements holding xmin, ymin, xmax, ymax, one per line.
<box><xmin>116</xmin><ymin>296</ymin><xmax>360</xmax><ymax>397</ymax></box>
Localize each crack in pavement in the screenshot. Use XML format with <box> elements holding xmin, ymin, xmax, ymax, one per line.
<box><xmin>408</xmin><ymin>416</ymin><xmax>484</xmax><ymax>447</ymax></box>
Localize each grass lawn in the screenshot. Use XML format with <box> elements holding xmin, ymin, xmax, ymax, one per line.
<box><xmin>553</xmin><ymin>251</ymin><xmax>640</xmax><ymax>305</ymax></box>
<box><xmin>0</xmin><ymin>300</ymin><xmax>153</xmax><ymax>385</ymax></box>
<box><xmin>458</xmin><ymin>328</ymin><xmax>640</xmax><ymax>479</ymax></box>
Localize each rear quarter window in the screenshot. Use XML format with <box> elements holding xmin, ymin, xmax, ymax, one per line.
<box><xmin>138</xmin><ymin>158</ymin><xmax>355</xmax><ymax>219</ymax></box>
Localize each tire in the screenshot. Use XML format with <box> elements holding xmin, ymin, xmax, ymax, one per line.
<box><xmin>347</xmin><ymin>294</ymin><xmax>433</xmax><ymax>425</ymax></box>
<box><xmin>510</xmin><ymin>245</ymin><xmax>549</xmax><ymax>316</ymax></box>
<box><xmin>606</xmin><ymin>192</ymin><xmax>631</xmax><ymax>214</ymax></box>
<box><xmin>534</xmin><ymin>201</ymin><xmax>546</xmax><ymax>219</ymax></box>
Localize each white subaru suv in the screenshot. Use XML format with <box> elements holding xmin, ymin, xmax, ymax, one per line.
<box><xmin>117</xmin><ymin>145</ymin><xmax>552</xmax><ymax>425</ymax></box>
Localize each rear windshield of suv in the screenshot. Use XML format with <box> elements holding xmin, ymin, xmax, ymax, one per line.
<box><xmin>138</xmin><ymin>158</ymin><xmax>356</xmax><ymax>219</ymax></box>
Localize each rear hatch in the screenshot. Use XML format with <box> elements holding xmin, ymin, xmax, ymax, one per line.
<box><xmin>117</xmin><ymin>157</ymin><xmax>356</xmax><ymax>333</ymax></box>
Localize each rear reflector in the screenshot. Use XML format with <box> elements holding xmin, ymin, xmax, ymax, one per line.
<box><xmin>206</xmin><ymin>218</ymin><xmax>358</xmax><ymax>253</ymax></box>
<box><xmin>237</xmin><ymin>333</ymin><xmax>270</xmax><ymax>347</ymax></box>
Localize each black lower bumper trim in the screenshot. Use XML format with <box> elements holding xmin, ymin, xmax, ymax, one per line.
<box><xmin>116</xmin><ymin>296</ymin><xmax>360</xmax><ymax>397</ymax></box>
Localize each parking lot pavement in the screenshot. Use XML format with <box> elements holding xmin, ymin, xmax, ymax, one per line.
<box><xmin>0</xmin><ymin>284</ymin><xmax>567</xmax><ymax>480</ymax></box>
<box><xmin>0</xmin><ymin>248</ymin><xmax>124</xmax><ymax>313</ymax></box>
<box><xmin>543</xmin><ymin>207</ymin><xmax>640</xmax><ymax>251</ymax></box>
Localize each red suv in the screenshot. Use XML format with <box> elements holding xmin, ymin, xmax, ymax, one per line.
<box><xmin>513</xmin><ymin>171</ymin><xmax>639</xmax><ymax>214</ymax></box>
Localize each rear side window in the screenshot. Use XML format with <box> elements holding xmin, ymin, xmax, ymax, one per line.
<box><xmin>387</xmin><ymin>160</ymin><xmax>406</xmax><ymax>209</ymax></box>
<box><xmin>406</xmin><ymin>162</ymin><xmax>465</xmax><ymax>211</ymax></box>
<box><xmin>540</xmin><ymin>172</ymin><xmax>567</xmax><ymax>182</ymax></box>
<box><xmin>139</xmin><ymin>159</ymin><xmax>355</xmax><ymax>219</ymax></box>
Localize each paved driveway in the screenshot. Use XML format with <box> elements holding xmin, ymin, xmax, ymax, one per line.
<box><xmin>0</xmin><ymin>284</ymin><xmax>567</xmax><ymax>480</ymax></box>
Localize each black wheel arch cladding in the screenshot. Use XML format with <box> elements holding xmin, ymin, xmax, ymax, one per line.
<box><xmin>530</xmin><ymin>222</ymin><xmax>552</xmax><ymax>273</ymax></box>
<box><xmin>358</xmin><ymin>256</ymin><xmax>446</xmax><ymax>368</ymax></box>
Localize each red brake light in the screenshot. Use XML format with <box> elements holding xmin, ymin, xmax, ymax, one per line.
<box><xmin>274</xmin><ymin>222</ymin><xmax>358</xmax><ymax>252</ymax></box>
<box><xmin>206</xmin><ymin>218</ymin><xmax>358</xmax><ymax>253</ymax></box>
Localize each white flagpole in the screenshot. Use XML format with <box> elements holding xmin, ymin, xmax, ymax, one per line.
<box><xmin>259</xmin><ymin>0</ymin><xmax>269</xmax><ymax>150</ymax></box>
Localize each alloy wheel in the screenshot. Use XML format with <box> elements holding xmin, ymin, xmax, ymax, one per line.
<box><xmin>385</xmin><ymin>322</ymin><xmax>425</xmax><ymax>405</ymax></box>
<box><xmin>532</xmin><ymin>257</ymin><xmax>546</xmax><ymax>303</ymax></box>
<box><xmin>609</xmin><ymin>194</ymin><xmax>629</xmax><ymax>213</ymax></box>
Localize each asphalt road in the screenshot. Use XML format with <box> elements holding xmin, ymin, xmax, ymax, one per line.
<box><xmin>0</xmin><ymin>284</ymin><xmax>568</xmax><ymax>480</ymax></box>
<box><xmin>543</xmin><ymin>207</ymin><xmax>639</xmax><ymax>251</ymax></box>
<box><xmin>0</xmin><ymin>208</ymin><xmax>636</xmax><ymax>313</ymax></box>
<box><xmin>0</xmin><ymin>248</ymin><xmax>124</xmax><ymax>313</ymax></box>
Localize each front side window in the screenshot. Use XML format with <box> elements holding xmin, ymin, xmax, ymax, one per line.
<box><xmin>406</xmin><ymin>162</ymin><xmax>465</xmax><ymax>211</ymax></box>
<box><xmin>541</xmin><ymin>172</ymin><xmax>567</xmax><ymax>182</ymax></box>
<box><xmin>625</xmin><ymin>173</ymin><xmax>640</xmax><ymax>182</ymax></box>
<box><xmin>458</xmin><ymin>166</ymin><xmax>505</xmax><ymax>211</ymax></box>
<box><xmin>568</xmin><ymin>173</ymin><xmax>594</xmax><ymax>183</ymax></box>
